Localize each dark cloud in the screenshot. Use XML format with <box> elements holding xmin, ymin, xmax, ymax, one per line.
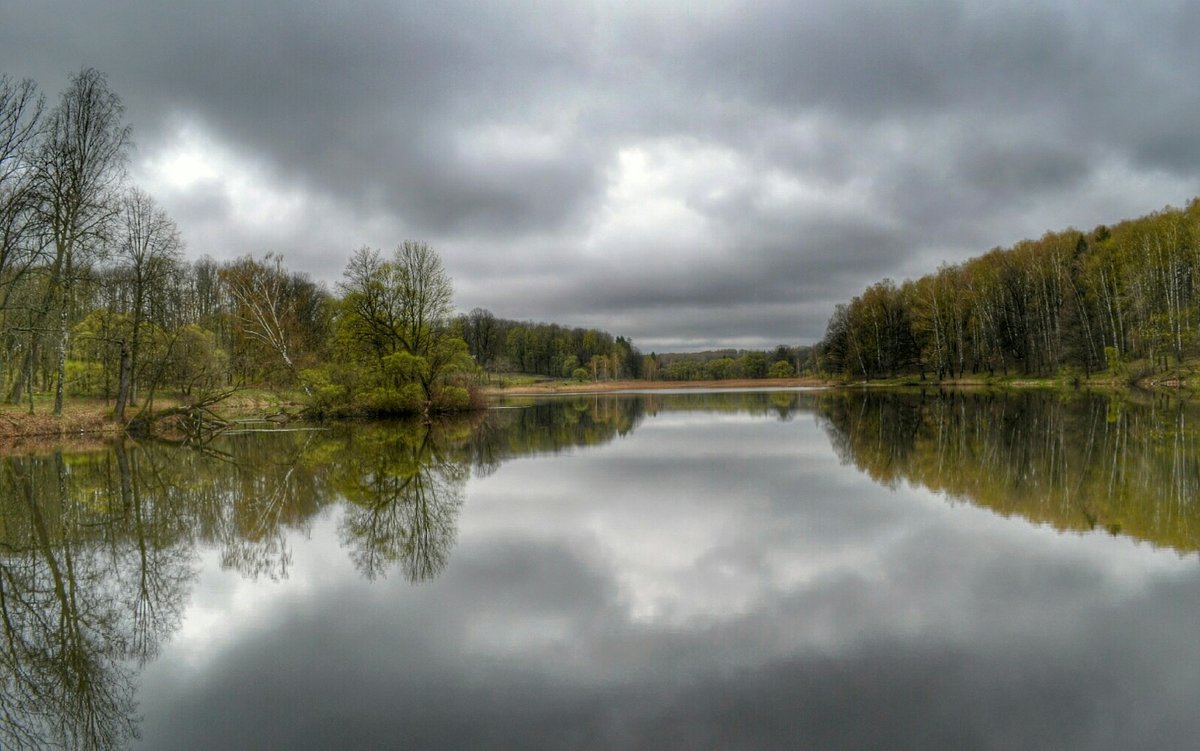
<box><xmin>4</xmin><ymin>0</ymin><xmax>1200</xmax><ymax>346</ymax></box>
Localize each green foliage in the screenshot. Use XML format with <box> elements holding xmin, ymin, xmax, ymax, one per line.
<box><xmin>299</xmin><ymin>367</ymin><xmax>349</xmax><ymax>417</ymax></box>
<box><xmin>705</xmin><ymin>357</ymin><xmax>735</xmax><ymax>380</ymax></box>
<box><xmin>362</xmin><ymin>383</ymin><xmax>426</xmax><ymax>415</ymax></box>
<box><xmin>435</xmin><ymin>385</ymin><xmax>472</xmax><ymax>411</ymax></box>
<box><xmin>168</xmin><ymin>325</ymin><xmax>228</xmax><ymax>395</ymax></box>
<box><xmin>739</xmin><ymin>351</ymin><xmax>769</xmax><ymax>378</ymax></box>
<box><xmin>302</xmin><ymin>244</ymin><xmax>477</xmax><ymax>416</ymax></box>
<box><xmin>819</xmin><ymin>199</ymin><xmax>1200</xmax><ymax>382</ymax></box>
<box><xmin>561</xmin><ymin>354</ymin><xmax>580</xmax><ymax>378</ymax></box>
<box><xmin>65</xmin><ymin>360</ymin><xmax>105</xmax><ymax>397</ymax></box>
<box><xmin>649</xmin><ymin>347</ymin><xmax>807</xmax><ymax>381</ymax></box>
<box><xmin>381</xmin><ymin>351</ymin><xmax>428</xmax><ymax>386</ymax></box>
<box><xmin>572</xmin><ymin>367</ymin><xmax>590</xmax><ymax>382</ymax></box>
<box><xmin>769</xmin><ymin>360</ymin><xmax>796</xmax><ymax>378</ymax></box>
<box><xmin>1104</xmin><ymin>346</ymin><xmax>1121</xmax><ymax>374</ymax></box>
<box><xmin>460</xmin><ymin>312</ymin><xmax>640</xmax><ymax>380</ymax></box>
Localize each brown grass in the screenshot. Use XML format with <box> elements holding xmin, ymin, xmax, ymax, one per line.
<box><xmin>0</xmin><ymin>400</ymin><xmax>126</xmax><ymax>455</ymax></box>
<box><xmin>0</xmin><ymin>402</ymin><xmax>117</xmax><ymax>436</ymax></box>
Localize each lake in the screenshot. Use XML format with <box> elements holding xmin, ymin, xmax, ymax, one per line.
<box><xmin>3</xmin><ymin>388</ymin><xmax>1200</xmax><ymax>749</ymax></box>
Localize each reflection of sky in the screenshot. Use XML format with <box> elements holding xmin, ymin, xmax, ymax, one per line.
<box><xmin>135</xmin><ymin>406</ymin><xmax>1200</xmax><ymax>749</ymax></box>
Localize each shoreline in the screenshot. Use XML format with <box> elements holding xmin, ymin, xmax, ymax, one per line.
<box><xmin>0</xmin><ymin>374</ymin><xmax>1188</xmax><ymax>444</ymax></box>
<box><xmin>481</xmin><ymin>377</ymin><xmax>829</xmax><ymax>397</ymax></box>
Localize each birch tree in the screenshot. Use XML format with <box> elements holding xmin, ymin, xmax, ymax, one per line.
<box><xmin>219</xmin><ymin>253</ymin><xmax>325</xmax><ymax>392</ymax></box>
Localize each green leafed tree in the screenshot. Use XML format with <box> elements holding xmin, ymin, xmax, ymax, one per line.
<box><xmin>324</xmin><ymin>242</ymin><xmax>474</xmax><ymax>414</ymax></box>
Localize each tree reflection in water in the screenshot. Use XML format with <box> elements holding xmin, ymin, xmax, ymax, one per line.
<box><xmin>3</xmin><ymin>389</ymin><xmax>1200</xmax><ymax>747</ymax></box>
<box><xmin>336</xmin><ymin>421</ymin><xmax>468</xmax><ymax>582</ymax></box>
<box><xmin>1</xmin><ymin>451</ymin><xmax>147</xmax><ymax>750</ymax></box>
<box><xmin>814</xmin><ymin>389</ymin><xmax>1200</xmax><ymax>553</ymax></box>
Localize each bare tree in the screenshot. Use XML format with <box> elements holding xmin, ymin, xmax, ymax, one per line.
<box><xmin>338</xmin><ymin>242</ymin><xmax>460</xmax><ymax>403</ymax></box>
<box><xmin>339</xmin><ymin>241</ymin><xmax>454</xmax><ymax>359</ymax></box>
<box><xmin>463</xmin><ymin>306</ymin><xmax>500</xmax><ymax>367</ymax></box>
<box><xmin>112</xmin><ymin>187</ymin><xmax>182</xmax><ymax>421</ymax></box>
<box><xmin>219</xmin><ymin>253</ymin><xmax>323</xmax><ymax>393</ymax></box>
<box><xmin>0</xmin><ymin>75</ymin><xmax>43</xmax><ymax>294</ymax></box>
<box><xmin>0</xmin><ymin>77</ymin><xmax>44</xmax><ymax>397</ymax></box>
<box><xmin>28</xmin><ymin>68</ymin><xmax>131</xmax><ymax>414</ymax></box>
<box><xmin>394</xmin><ymin>240</ymin><xmax>454</xmax><ymax>356</ymax></box>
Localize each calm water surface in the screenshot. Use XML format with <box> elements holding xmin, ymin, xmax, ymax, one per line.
<box><xmin>4</xmin><ymin>390</ymin><xmax>1200</xmax><ymax>749</ymax></box>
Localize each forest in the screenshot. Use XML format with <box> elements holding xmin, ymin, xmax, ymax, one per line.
<box><xmin>458</xmin><ymin>308</ymin><xmax>643</xmax><ymax>381</ymax></box>
<box><xmin>649</xmin><ymin>346</ymin><xmax>812</xmax><ymax>381</ymax></box>
<box><xmin>456</xmin><ymin>313</ymin><xmax>814</xmax><ymax>383</ymax></box>
<box><xmin>36</xmin><ymin>63</ymin><xmax>1199</xmax><ymax>428</ymax></box>
<box><xmin>817</xmin><ymin>198</ymin><xmax>1200</xmax><ymax>382</ymax></box>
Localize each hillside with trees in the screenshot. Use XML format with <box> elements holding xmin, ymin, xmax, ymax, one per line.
<box><xmin>817</xmin><ymin>200</ymin><xmax>1200</xmax><ymax>383</ymax></box>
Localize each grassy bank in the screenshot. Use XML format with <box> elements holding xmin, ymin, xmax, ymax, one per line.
<box><xmin>0</xmin><ymin>399</ymin><xmax>122</xmax><ymax>439</ymax></box>
<box><xmin>0</xmin><ymin>389</ymin><xmax>308</xmax><ymax>443</ymax></box>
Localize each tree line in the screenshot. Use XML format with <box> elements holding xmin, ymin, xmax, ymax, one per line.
<box><xmin>456</xmin><ymin>310</ymin><xmax>815</xmax><ymax>384</ymax></box>
<box><xmin>649</xmin><ymin>345</ymin><xmax>812</xmax><ymax>381</ymax></box>
<box><xmin>458</xmin><ymin>307</ymin><xmax>643</xmax><ymax>381</ymax></box>
<box><xmin>818</xmin><ymin>199</ymin><xmax>1200</xmax><ymax>381</ymax></box>
<box><xmin>0</xmin><ymin>69</ymin><xmax>490</xmax><ymax>417</ymax></box>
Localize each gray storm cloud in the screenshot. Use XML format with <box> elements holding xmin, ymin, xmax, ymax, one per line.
<box><xmin>3</xmin><ymin>0</ymin><xmax>1200</xmax><ymax>348</ymax></box>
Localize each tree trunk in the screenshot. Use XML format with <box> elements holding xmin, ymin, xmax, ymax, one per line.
<box><xmin>53</xmin><ymin>304</ymin><xmax>67</xmax><ymax>416</ymax></box>
<box><xmin>114</xmin><ymin>339</ymin><xmax>131</xmax><ymax>423</ymax></box>
<box><xmin>8</xmin><ymin>343</ymin><xmax>29</xmax><ymax>404</ymax></box>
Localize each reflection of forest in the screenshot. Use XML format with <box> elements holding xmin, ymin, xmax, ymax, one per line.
<box><xmin>815</xmin><ymin>390</ymin><xmax>1200</xmax><ymax>554</ymax></box>
<box><xmin>0</xmin><ymin>423</ymin><xmax>466</xmax><ymax>748</ymax></box>
<box><xmin>0</xmin><ymin>396</ymin><xmax>656</xmax><ymax>749</ymax></box>
<box><xmin>10</xmin><ymin>387</ymin><xmax>1192</xmax><ymax>747</ymax></box>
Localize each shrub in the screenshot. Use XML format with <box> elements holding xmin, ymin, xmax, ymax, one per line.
<box><xmin>435</xmin><ymin>385</ymin><xmax>472</xmax><ymax>411</ymax></box>
<box><xmin>362</xmin><ymin>384</ymin><xmax>425</xmax><ymax>415</ymax></box>
<box><xmin>768</xmin><ymin>360</ymin><xmax>796</xmax><ymax>378</ymax></box>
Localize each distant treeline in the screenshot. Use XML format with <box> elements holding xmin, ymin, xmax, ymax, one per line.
<box><xmin>457</xmin><ymin>310</ymin><xmax>813</xmax><ymax>383</ymax></box>
<box><xmin>649</xmin><ymin>346</ymin><xmax>813</xmax><ymax>381</ymax></box>
<box><xmin>818</xmin><ymin>199</ymin><xmax>1200</xmax><ymax>380</ymax></box>
<box><xmin>457</xmin><ymin>308</ymin><xmax>643</xmax><ymax>380</ymax></box>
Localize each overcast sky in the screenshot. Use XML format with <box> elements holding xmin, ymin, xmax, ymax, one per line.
<box><xmin>4</xmin><ymin>1</ymin><xmax>1200</xmax><ymax>350</ymax></box>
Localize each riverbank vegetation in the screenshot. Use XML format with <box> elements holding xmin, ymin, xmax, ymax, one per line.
<box><xmin>0</xmin><ymin>69</ymin><xmax>483</xmax><ymax>427</ymax></box>
<box><xmin>816</xmin><ymin>199</ymin><xmax>1200</xmax><ymax>391</ymax></box>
